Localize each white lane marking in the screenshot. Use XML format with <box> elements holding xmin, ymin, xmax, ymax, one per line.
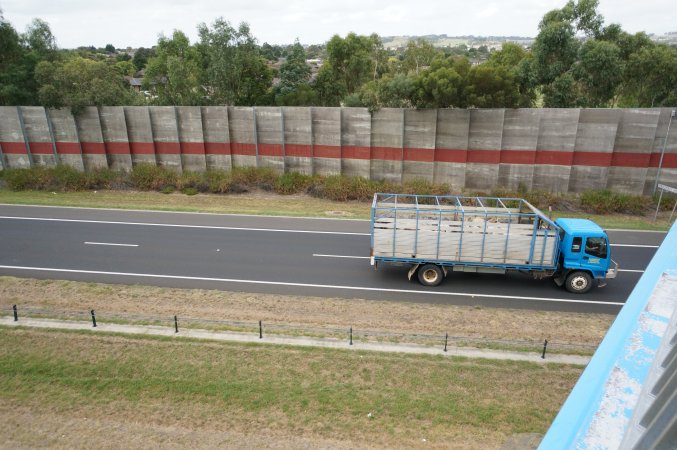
<box><xmin>313</xmin><ymin>254</ymin><xmax>369</xmax><ymax>259</ymax></box>
<box><xmin>84</xmin><ymin>242</ymin><xmax>138</xmax><ymax>247</ymax></box>
<box><xmin>0</xmin><ymin>265</ymin><xmax>625</xmax><ymax>306</ymax></box>
<box><xmin>618</xmin><ymin>269</ymin><xmax>645</xmax><ymax>273</ymax></box>
<box><xmin>611</xmin><ymin>244</ymin><xmax>659</xmax><ymax>248</ymax></box>
<box><xmin>0</xmin><ymin>216</ymin><xmax>369</xmax><ymax>236</ymax></box>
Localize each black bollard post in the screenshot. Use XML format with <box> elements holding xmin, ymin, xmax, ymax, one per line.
<box><xmin>13</xmin><ymin>305</ymin><xmax>18</xmax><ymax>322</ymax></box>
<box><xmin>541</xmin><ymin>339</ymin><xmax>548</xmax><ymax>359</ymax></box>
<box><xmin>91</xmin><ymin>309</ymin><xmax>97</xmax><ymax>328</ymax></box>
<box><xmin>349</xmin><ymin>327</ymin><xmax>353</xmax><ymax>346</ymax></box>
<box><xmin>259</xmin><ymin>320</ymin><xmax>262</xmax><ymax>339</ymax></box>
<box><xmin>174</xmin><ymin>315</ymin><xmax>179</xmax><ymax>333</ymax></box>
<box><xmin>444</xmin><ymin>333</ymin><xmax>448</xmax><ymax>352</ymax></box>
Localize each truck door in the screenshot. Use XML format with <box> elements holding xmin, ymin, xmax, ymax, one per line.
<box><xmin>580</xmin><ymin>236</ymin><xmax>609</xmax><ymax>277</ymax></box>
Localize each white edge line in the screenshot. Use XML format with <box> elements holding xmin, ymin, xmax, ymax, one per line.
<box><xmin>611</xmin><ymin>244</ymin><xmax>659</xmax><ymax>248</ymax></box>
<box><xmin>0</xmin><ymin>216</ymin><xmax>369</xmax><ymax>236</ymax></box>
<box><xmin>0</xmin><ymin>265</ymin><xmax>625</xmax><ymax>307</ymax></box>
<box><xmin>0</xmin><ymin>203</ymin><xmax>369</xmax><ymax>222</ymax></box>
<box><xmin>84</xmin><ymin>242</ymin><xmax>139</xmax><ymax>247</ymax></box>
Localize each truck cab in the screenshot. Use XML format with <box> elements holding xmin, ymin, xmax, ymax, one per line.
<box><xmin>555</xmin><ymin>218</ymin><xmax>618</xmax><ymax>293</ymax></box>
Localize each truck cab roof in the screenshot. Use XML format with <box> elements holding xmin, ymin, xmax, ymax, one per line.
<box><xmin>555</xmin><ymin>218</ymin><xmax>606</xmax><ymax>236</ymax></box>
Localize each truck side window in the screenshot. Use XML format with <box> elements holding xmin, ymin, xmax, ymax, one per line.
<box><xmin>571</xmin><ymin>237</ymin><xmax>582</xmax><ymax>252</ymax></box>
<box><xmin>585</xmin><ymin>237</ymin><xmax>607</xmax><ymax>258</ymax></box>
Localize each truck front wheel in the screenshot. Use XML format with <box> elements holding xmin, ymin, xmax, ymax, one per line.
<box><xmin>565</xmin><ymin>271</ymin><xmax>593</xmax><ymax>294</ymax></box>
<box><xmin>418</xmin><ymin>264</ymin><xmax>444</xmax><ymax>287</ymax></box>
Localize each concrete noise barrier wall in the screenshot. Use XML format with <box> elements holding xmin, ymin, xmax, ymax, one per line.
<box><xmin>1</xmin><ymin>106</ymin><xmax>675</xmax><ymax>195</ymax></box>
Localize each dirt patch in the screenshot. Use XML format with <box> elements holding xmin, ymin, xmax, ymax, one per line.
<box><xmin>0</xmin><ymin>276</ymin><xmax>613</xmax><ymax>347</ymax></box>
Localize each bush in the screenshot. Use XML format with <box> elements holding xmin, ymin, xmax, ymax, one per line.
<box><xmin>178</xmin><ymin>171</ymin><xmax>208</xmax><ymax>193</ymax></box>
<box><xmin>402</xmin><ymin>178</ymin><xmax>450</xmax><ymax>196</ymax></box>
<box><xmin>205</xmin><ymin>170</ymin><xmax>233</xmax><ymax>193</ymax></box>
<box><xmin>275</xmin><ymin>172</ymin><xmax>313</xmax><ymax>195</ymax></box>
<box><xmin>130</xmin><ymin>164</ymin><xmax>178</xmax><ymax>191</ymax></box>
<box><xmin>180</xmin><ymin>187</ymin><xmax>198</xmax><ymax>196</ymax></box>
<box><xmin>580</xmin><ymin>190</ymin><xmax>648</xmax><ymax>214</ymax></box>
<box><xmin>231</xmin><ymin>166</ymin><xmax>278</xmax><ymax>191</ymax></box>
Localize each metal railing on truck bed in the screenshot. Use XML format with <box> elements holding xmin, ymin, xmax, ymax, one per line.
<box><xmin>370</xmin><ymin>193</ymin><xmax>560</xmax><ymax>270</ymax></box>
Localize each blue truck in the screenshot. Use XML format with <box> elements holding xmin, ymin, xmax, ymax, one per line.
<box><xmin>370</xmin><ymin>193</ymin><xmax>618</xmax><ymax>294</ymax></box>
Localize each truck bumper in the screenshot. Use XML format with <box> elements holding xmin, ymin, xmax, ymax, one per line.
<box><xmin>605</xmin><ymin>259</ymin><xmax>619</xmax><ymax>279</ymax></box>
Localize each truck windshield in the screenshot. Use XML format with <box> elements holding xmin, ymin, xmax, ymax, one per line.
<box><xmin>585</xmin><ymin>237</ymin><xmax>607</xmax><ymax>258</ymax></box>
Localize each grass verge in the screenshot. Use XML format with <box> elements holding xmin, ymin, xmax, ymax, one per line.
<box><xmin>0</xmin><ymin>327</ymin><xmax>582</xmax><ymax>448</ymax></box>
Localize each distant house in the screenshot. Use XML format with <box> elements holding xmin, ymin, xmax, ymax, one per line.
<box><xmin>124</xmin><ymin>76</ymin><xmax>143</xmax><ymax>92</ymax></box>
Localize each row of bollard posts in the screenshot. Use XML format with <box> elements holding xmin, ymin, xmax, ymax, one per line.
<box><xmin>6</xmin><ymin>306</ymin><xmax>552</xmax><ymax>357</ymax></box>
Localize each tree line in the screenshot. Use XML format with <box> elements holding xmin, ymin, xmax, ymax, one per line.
<box><xmin>1</xmin><ymin>0</ymin><xmax>675</xmax><ymax>114</ymax></box>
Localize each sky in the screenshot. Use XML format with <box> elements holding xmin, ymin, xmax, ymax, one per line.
<box><xmin>1</xmin><ymin>0</ymin><xmax>674</xmax><ymax>49</ymax></box>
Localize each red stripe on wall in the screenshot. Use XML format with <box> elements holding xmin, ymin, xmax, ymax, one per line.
<box><xmin>56</xmin><ymin>142</ymin><xmax>81</xmax><ymax>155</ymax></box>
<box><xmin>258</xmin><ymin>143</ymin><xmax>284</xmax><ymax>157</ymax></box>
<box><xmin>314</xmin><ymin>145</ymin><xmax>341</xmax><ymax>159</ymax></box>
<box><xmin>27</xmin><ymin>142</ymin><xmax>54</xmax><ymax>155</ymax></box>
<box><xmin>500</xmin><ymin>150</ymin><xmax>535</xmax><ymax>164</ymax></box>
<box><xmin>231</xmin><ymin>143</ymin><xmax>256</xmax><ymax>156</ymax></box>
<box><xmin>649</xmin><ymin>153</ymin><xmax>677</xmax><ymax>169</ymax></box>
<box><xmin>404</xmin><ymin>147</ymin><xmax>435</xmax><ymax>163</ymax></box>
<box><xmin>81</xmin><ymin>142</ymin><xmax>106</xmax><ymax>155</ymax></box>
<box><xmin>343</xmin><ymin>146</ymin><xmax>371</xmax><ymax>160</ymax></box>
<box><xmin>535</xmin><ymin>150</ymin><xmax>574</xmax><ymax>166</ymax></box>
<box><xmin>611</xmin><ymin>152</ymin><xmax>651</xmax><ymax>168</ymax></box>
<box><xmin>467</xmin><ymin>150</ymin><xmax>501</xmax><ymax>164</ymax></box>
<box><xmin>180</xmin><ymin>142</ymin><xmax>205</xmax><ymax>155</ymax></box>
<box><xmin>155</xmin><ymin>141</ymin><xmax>180</xmax><ymax>155</ymax></box>
<box><xmin>129</xmin><ymin>142</ymin><xmax>155</xmax><ymax>155</ymax></box>
<box><xmin>204</xmin><ymin>142</ymin><xmax>231</xmax><ymax>155</ymax></box>
<box><xmin>0</xmin><ymin>141</ymin><xmax>27</xmax><ymax>154</ymax></box>
<box><xmin>104</xmin><ymin>142</ymin><xmax>131</xmax><ymax>155</ymax></box>
<box><xmin>434</xmin><ymin>148</ymin><xmax>467</xmax><ymax>163</ymax></box>
<box><xmin>372</xmin><ymin>146</ymin><xmax>401</xmax><ymax>161</ymax></box>
<box><xmin>285</xmin><ymin>144</ymin><xmax>312</xmax><ymax>158</ymax></box>
<box><xmin>572</xmin><ymin>151</ymin><xmax>613</xmax><ymax>167</ymax></box>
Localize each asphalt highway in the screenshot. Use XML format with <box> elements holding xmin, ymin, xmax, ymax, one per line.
<box><xmin>0</xmin><ymin>204</ymin><xmax>666</xmax><ymax>314</ymax></box>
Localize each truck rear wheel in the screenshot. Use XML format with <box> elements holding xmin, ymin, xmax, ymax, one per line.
<box><xmin>565</xmin><ymin>271</ymin><xmax>593</xmax><ymax>294</ymax></box>
<box><xmin>418</xmin><ymin>264</ymin><xmax>444</xmax><ymax>287</ymax></box>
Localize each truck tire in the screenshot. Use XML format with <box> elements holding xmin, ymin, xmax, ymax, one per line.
<box><xmin>418</xmin><ymin>264</ymin><xmax>444</xmax><ymax>287</ymax></box>
<box><xmin>565</xmin><ymin>271</ymin><xmax>593</xmax><ymax>294</ymax></box>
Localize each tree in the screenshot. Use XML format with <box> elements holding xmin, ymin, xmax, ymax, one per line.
<box><xmin>132</xmin><ymin>47</ymin><xmax>155</xmax><ymax>72</ymax></box>
<box><xmin>621</xmin><ymin>44</ymin><xmax>677</xmax><ymax>107</ymax></box>
<box><xmin>413</xmin><ymin>57</ymin><xmax>469</xmax><ymax>108</ymax></box>
<box><xmin>402</xmin><ymin>38</ymin><xmax>437</xmax><ymax>75</ymax></box>
<box><xmin>143</xmin><ymin>30</ymin><xmax>204</xmax><ymax>105</ymax></box>
<box><xmin>574</xmin><ymin>39</ymin><xmax>623</xmax><ymax>106</ymax></box>
<box><xmin>357</xmin><ymin>73</ymin><xmax>416</xmax><ymax>111</ymax></box>
<box><xmin>464</xmin><ymin>64</ymin><xmax>522</xmax><ymax>108</ymax></box>
<box><xmin>198</xmin><ymin>17</ymin><xmax>272</xmax><ymax>105</ymax></box>
<box><xmin>23</xmin><ymin>18</ymin><xmax>57</xmax><ymax>58</ymax></box>
<box><xmin>35</xmin><ymin>56</ymin><xmax>139</xmax><ymax>113</ymax></box>
<box><xmin>104</xmin><ymin>44</ymin><xmax>116</xmax><ymax>54</ymax></box>
<box><xmin>275</xmin><ymin>39</ymin><xmax>311</xmax><ymax>97</ymax></box>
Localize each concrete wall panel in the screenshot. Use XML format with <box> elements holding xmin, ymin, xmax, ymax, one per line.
<box><xmin>283</xmin><ymin>107</ymin><xmax>313</xmax><ymax>175</ymax></box>
<box><xmin>570</xmin><ymin>109</ymin><xmax>622</xmax><ymax>192</ymax></box>
<box><xmin>498</xmin><ymin>109</ymin><xmax>540</xmax><ymax>190</ymax></box>
<box><xmin>201</xmin><ymin>106</ymin><xmax>231</xmax><ymax>171</ymax></box>
<box><xmin>123</xmin><ymin>106</ymin><xmax>156</xmax><ymax>166</ymax></box>
<box><xmin>149</xmin><ymin>107</ymin><xmax>182</xmax><ymax>171</ymax></box>
<box><xmin>433</xmin><ymin>109</ymin><xmax>469</xmax><ymax>191</ymax></box>
<box><xmin>20</xmin><ymin>106</ymin><xmax>56</xmax><ymax>167</ymax></box>
<box><xmin>465</xmin><ymin>109</ymin><xmax>504</xmax><ymax>191</ymax></box>
<box><xmin>403</xmin><ymin>109</ymin><xmax>436</xmax><ymax>182</ymax></box>
<box><xmin>176</xmin><ymin>106</ymin><xmax>206</xmax><ymax>172</ymax></box>
<box><xmin>255</xmin><ymin>107</ymin><xmax>285</xmax><ymax>173</ymax></box>
<box><xmin>99</xmin><ymin>106</ymin><xmax>132</xmax><ymax>171</ymax></box>
<box><xmin>312</xmin><ymin>107</ymin><xmax>341</xmax><ymax>176</ymax></box>
<box><xmin>0</xmin><ymin>107</ymin><xmax>30</xmax><ymax>168</ymax></box>
<box><xmin>646</xmin><ymin>108</ymin><xmax>677</xmax><ymax>193</ymax></box>
<box><xmin>228</xmin><ymin>107</ymin><xmax>257</xmax><ymax>168</ymax></box>
<box><xmin>370</xmin><ymin>108</ymin><xmax>403</xmax><ymax>183</ymax></box>
<box><xmin>48</xmin><ymin>108</ymin><xmax>84</xmax><ymax>171</ymax></box>
<box><xmin>341</xmin><ymin>107</ymin><xmax>371</xmax><ymax>178</ymax></box>
<box><xmin>608</xmin><ymin>109</ymin><xmax>661</xmax><ymax>193</ymax></box>
<box><xmin>75</xmin><ymin>107</ymin><xmax>108</xmax><ymax>170</ymax></box>
<box><xmin>533</xmin><ymin>108</ymin><xmax>578</xmax><ymax>192</ymax></box>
